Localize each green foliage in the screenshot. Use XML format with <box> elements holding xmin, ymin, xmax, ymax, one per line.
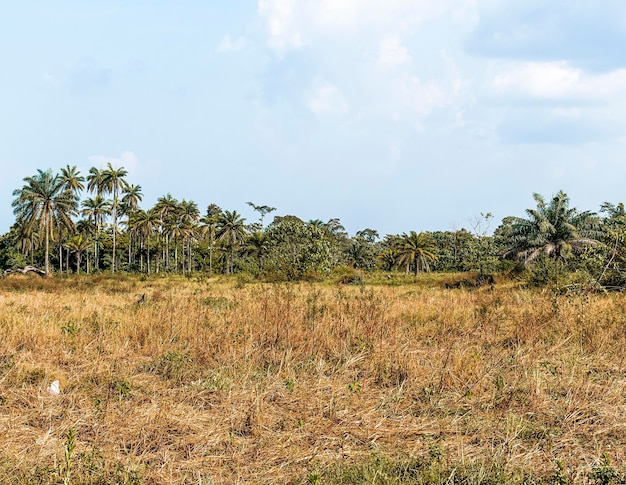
<box><xmin>263</xmin><ymin>216</ymin><xmax>334</xmax><ymax>280</ymax></box>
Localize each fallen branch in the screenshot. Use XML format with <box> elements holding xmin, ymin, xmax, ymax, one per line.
<box><xmin>2</xmin><ymin>266</ymin><xmax>47</xmax><ymax>278</ymax></box>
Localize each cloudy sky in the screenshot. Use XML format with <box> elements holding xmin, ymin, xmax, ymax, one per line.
<box><xmin>1</xmin><ymin>1</ymin><xmax>625</xmax><ymax>235</ymax></box>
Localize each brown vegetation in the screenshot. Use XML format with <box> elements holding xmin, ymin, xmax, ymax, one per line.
<box><xmin>1</xmin><ymin>274</ymin><xmax>625</xmax><ymax>483</ymax></box>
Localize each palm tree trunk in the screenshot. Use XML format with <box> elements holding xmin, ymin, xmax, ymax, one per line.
<box><xmin>112</xmin><ymin>188</ymin><xmax>117</xmax><ymax>273</ymax></box>
<box><xmin>45</xmin><ymin>213</ymin><xmax>50</xmax><ymax>276</ymax></box>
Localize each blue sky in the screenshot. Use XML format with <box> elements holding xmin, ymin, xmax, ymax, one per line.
<box><xmin>1</xmin><ymin>1</ymin><xmax>626</xmax><ymax>236</ymax></box>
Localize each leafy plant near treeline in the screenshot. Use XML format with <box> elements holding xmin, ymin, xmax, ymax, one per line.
<box><xmin>4</xmin><ymin>166</ymin><xmax>626</xmax><ymax>287</ymax></box>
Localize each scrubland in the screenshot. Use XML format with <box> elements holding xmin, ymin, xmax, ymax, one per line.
<box><xmin>1</xmin><ymin>273</ymin><xmax>626</xmax><ymax>484</ymax></box>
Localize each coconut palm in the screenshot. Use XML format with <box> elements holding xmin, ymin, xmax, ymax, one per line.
<box><xmin>200</xmin><ymin>203</ymin><xmax>222</xmax><ymax>275</ymax></box>
<box><xmin>101</xmin><ymin>163</ymin><xmax>129</xmax><ymax>272</ymax></box>
<box><xmin>504</xmin><ymin>191</ymin><xmax>601</xmax><ymax>266</ymax></box>
<box><xmin>216</xmin><ymin>210</ymin><xmax>247</xmax><ymax>274</ymax></box>
<box><xmin>395</xmin><ymin>231</ymin><xmax>438</xmax><ymax>276</ymax></box>
<box><xmin>130</xmin><ymin>208</ymin><xmax>161</xmax><ymax>275</ymax></box>
<box><xmin>245</xmin><ymin>231</ymin><xmax>269</xmax><ymax>271</ymax></box>
<box><xmin>64</xmin><ymin>234</ymin><xmax>92</xmax><ymax>273</ymax></box>
<box><xmin>81</xmin><ymin>195</ymin><xmax>111</xmax><ymax>271</ymax></box>
<box><xmin>60</xmin><ymin>165</ymin><xmax>85</xmax><ymax>195</ymax></box>
<box><xmin>12</xmin><ymin>169</ymin><xmax>79</xmax><ymax>276</ymax></box>
<box><xmin>179</xmin><ymin>199</ymin><xmax>200</xmax><ymax>272</ymax></box>
<box><xmin>86</xmin><ymin>167</ymin><xmax>105</xmax><ymax>196</ymax></box>
<box><xmin>120</xmin><ymin>184</ymin><xmax>143</xmax><ymax>269</ymax></box>
<box><xmin>155</xmin><ymin>193</ymin><xmax>179</xmax><ymax>271</ymax></box>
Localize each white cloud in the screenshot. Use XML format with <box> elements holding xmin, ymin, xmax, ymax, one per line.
<box><xmin>493</xmin><ymin>61</ymin><xmax>626</xmax><ymax>101</ymax></box>
<box><xmin>258</xmin><ymin>0</ymin><xmax>303</xmax><ymax>50</ymax></box>
<box><xmin>308</xmin><ymin>82</ymin><xmax>349</xmax><ymax>117</ymax></box>
<box><xmin>258</xmin><ymin>0</ymin><xmax>474</xmax><ymax>50</ymax></box>
<box><xmin>377</xmin><ymin>35</ymin><xmax>411</xmax><ymax>68</ymax></box>
<box><xmin>88</xmin><ymin>151</ymin><xmax>140</xmax><ymax>174</ymax></box>
<box><xmin>217</xmin><ymin>35</ymin><xmax>248</xmax><ymax>53</ymax></box>
<box><xmin>392</xmin><ymin>76</ymin><xmax>450</xmax><ymax>116</ymax></box>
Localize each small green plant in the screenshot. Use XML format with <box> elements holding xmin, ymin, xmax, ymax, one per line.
<box><xmin>590</xmin><ymin>453</ymin><xmax>620</xmax><ymax>485</ymax></box>
<box><xmin>149</xmin><ymin>350</ymin><xmax>192</xmax><ymax>380</ymax></box>
<box><xmin>60</xmin><ymin>428</ymin><xmax>76</xmax><ymax>485</ymax></box>
<box><xmin>550</xmin><ymin>460</ymin><xmax>569</xmax><ymax>485</ymax></box>
<box><xmin>112</xmin><ymin>380</ymin><xmax>132</xmax><ymax>399</ymax></box>
<box><xmin>62</xmin><ymin>320</ymin><xmax>79</xmax><ymax>336</ymax></box>
<box><xmin>307</xmin><ymin>471</ymin><xmax>322</xmax><ymax>484</ymax></box>
<box><xmin>348</xmin><ymin>380</ymin><xmax>362</xmax><ymax>394</ymax></box>
<box><xmin>285</xmin><ymin>379</ymin><xmax>295</xmax><ymax>392</ymax></box>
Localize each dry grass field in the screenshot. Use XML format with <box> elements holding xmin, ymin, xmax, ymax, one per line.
<box><xmin>1</xmin><ymin>273</ymin><xmax>626</xmax><ymax>484</ymax></box>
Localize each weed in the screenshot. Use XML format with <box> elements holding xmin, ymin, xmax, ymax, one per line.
<box><xmin>112</xmin><ymin>380</ymin><xmax>132</xmax><ymax>399</ymax></box>
<box><xmin>60</xmin><ymin>428</ymin><xmax>76</xmax><ymax>485</ymax></box>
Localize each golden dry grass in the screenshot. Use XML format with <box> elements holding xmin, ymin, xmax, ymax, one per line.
<box><xmin>1</xmin><ymin>274</ymin><xmax>626</xmax><ymax>483</ymax></box>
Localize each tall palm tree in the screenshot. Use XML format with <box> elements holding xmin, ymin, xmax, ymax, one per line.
<box><xmin>155</xmin><ymin>193</ymin><xmax>179</xmax><ymax>271</ymax></box>
<box><xmin>130</xmin><ymin>208</ymin><xmax>161</xmax><ymax>275</ymax></box>
<box><xmin>10</xmin><ymin>218</ymin><xmax>39</xmax><ymax>264</ymax></box>
<box><xmin>101</xmin><ymin>163</ymin><xmax>129</xmax><ymax>272</ymax></box>
<box><xmin>179</xmin><ymin>199</ymin><xmax>200</xmax><ymax>272</ymax></box>
<box><xmin>120</xmin><ymin>184</ymin><xmax>143</xmax><ymax>269</ymax></box>
<box><xmin>504</xmin><ymin>191</ymin><xmax>601</xmax><ymax>266</ymax></box>
<box><xmin>200</xmin><ymin>203</ymin><xmax>222</xmax><ymax>275</ymax></box>
<box><xmin>81</xmin><ymin>195</ymin><xmax>111</xmax><ymax>271</ymax></box>
<box><xmin>60</xmin><ymin>165</ymin><xmax>85</xmax><ymax>195</ymax></box>
<box><xmin>395</xmin><ymin>231</ymin><xmax>438</xmax><ymax>276</ymax></box>
<box><xmin>245</xmin><ymin>231</ymin><xmax>269</xmax><ymax>271</ymax></box>
<box><xmin>57</xmin><ymin>167</ymin><xmax>83</xmax><ymax>273</ymax></box>
<box><xmin>64</xmin><ymin>234</ymin><xmax>92</xmax><ymax>274</ymax></box>
<box><xmin>216</xmin><ymin>210</ymin><xmax>247</xmax><ymax>274</ymax></box>
<box><xmin>86</xmin><ymin>167</ymin><xmax>105</xmax><ymax>196</ymax></box>
<box><xmin>121</xmin><ymin>184</ymin><xmax>143</xmax><ymax>213</ymax></box>
<box><xmin>12</xmin><ymin>169</ymin><xmax>78</xmax><ymax>276</ymax></box>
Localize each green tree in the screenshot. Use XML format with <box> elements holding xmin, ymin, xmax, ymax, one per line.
<box><xmin>60</xmin><ymin>165</ymin><xmax>85</xmax><ymax>195</ymax></box>
<box><xmin>264</xmin><ymin>216</ymin><xmax>333</xmax><ymax>280</ymax></box>
<box><xmin>200</xmin><ymin>204</ymin><xmax>222</xmax><ymax>275</ymax></box>
<box><xmin>130</xmin><ymin>209</ymin><xmax>161</xmax><ymax>275</ymax></box>
<box><xmin>64</xmin><ymin>234</ymin><xmax>92</xmax><ymax>273</ymax></box>
<box><xmin>120</xmin><ymin>184</ymin><xmax>143</xmax><ymax>269</ymax></box>
<box><xmin>81</xmin><ymin>195</ymin><xmax>111</xmax><ymax>271</ymax></box>
<box><xmin>246</xmin><ymin>201</ymin><xmax>276</xmax><ymax>230</ymax></box>
<box><xmin>503</xmin><ymin>191</ymin><xmax>601</xmax><ymax>266</ymax></box>
<box><xmin>245</xmin><ymin>231</ymin><xmax>269</xmax><ymax>272</ymax></box>
<box><xmin>101</xmin><ymin>163</ymin><xmax>129</xmax><ymax>272</ymax></box>
<box><xmin>179</xmin><ymin>199</ymin><xmax>200</xmax><ymax>272</ymax></box>
<box><xmin>12</xmin><ymin>169</ymin><xmax>79</xmax><ymax>276</ymax></box>
<box><xmin>395</xmin><ymin>231</ymin><xmax>439</xmax><ymax>276</ymax></box>
<box><xmin>216</xmin><ymin>210</ymin><xmax>247</xmax><ymax>274</ymax></box>
<box><xmin>155</xmin><ymin>193</ymin><xmax>179</xmax><ymax>271</ymax></box>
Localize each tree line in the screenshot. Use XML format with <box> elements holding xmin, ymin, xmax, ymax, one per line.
<box><xmin>1</xmin><ymin>165</ymin><xmax>625</xmax><ymax>288</ymax></box>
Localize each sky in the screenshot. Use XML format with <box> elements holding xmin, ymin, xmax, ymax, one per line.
<box><xmin>2</xmin><ymin>1</ymin><xmax>626</xmax><ymax>236</ymax></box>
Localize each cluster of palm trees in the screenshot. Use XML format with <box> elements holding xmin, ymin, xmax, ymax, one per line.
<box><xmin>10</xmin><ymin>165</ymin><xmax>256</xmax><ymax>276</ymax></box>
<box><xmin>7</xmin><ymin>166</ymin><xmax>618</xmax><ymax>282</ymax></box>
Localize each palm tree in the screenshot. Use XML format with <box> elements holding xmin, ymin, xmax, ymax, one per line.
<box><xmin>395</xmin><ymin>231</ymin><xmax>438</xmax><ymax>276</ymax></box>
<box><xmin>504</xmin><ymin>191</ymin><xmax>601</xmax><ymax>266</ymax></box>
<box><xmin>120</xmin><ymin>184</ymin><xmax>143</xmax><ymax>269</ymax></box>
<box><xmin>155</xmin><ymin>193</ymin><xmax>179</xmax><ymax>271</ymax></box>
<box><xmin>101</xmin><ymin>163</ymin><xmax>129</xmax><ymax>272</ymax></box>
<box><xmin>121</xmin><ymin>184</ymin><xmax>143</xmax><ymax>213</ymax></box>
<box><xmin>245</xmin><ymin>231</ymin><xmax>269</xmax><ymax>271</ymax></box>
<box><xmin>64</xmin><ymin>234</ymin><xmax>92</xmax><ymax>273</ymax></box>
<box><xmin>12</xmin><ymin>169</ymin><xmax>78</xmax><ymax>276</ymax></box>
<box><xmin>179</xmin><ymin>199</ymin><xmax>200</xmax><ymax>272</ymax></box>
<box><xmin>10</xmin><ymin>218</ymin><xmax>39</xmax><ymax>264</ymax></box>
<box><xmin>200</xmin><ymin>203</ymin><xmax>222</xmax><ymax>275</ymax></box>
<box><xmin>82</xmin><ymin>195</ymin><xmax>111</xmax><ymax>271</ymax></box>
<box><xmin>216</xmin><ymin>210</ymin><xmax>247</xmax><ymax>274</ymax></box>
<box><xmin>130</xmin><ymin>209</ymin><xmax>161</xmax><ymax>275</ymax></box>
<box><xmin>60</xmin><ymin>165</ymin><xmax>85</xmax><ymax>195</ymax></box>
<box><xmin>86</xmin><ymin>167</ymin><xmax>105</xmax><ymax>196</ymax></box>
